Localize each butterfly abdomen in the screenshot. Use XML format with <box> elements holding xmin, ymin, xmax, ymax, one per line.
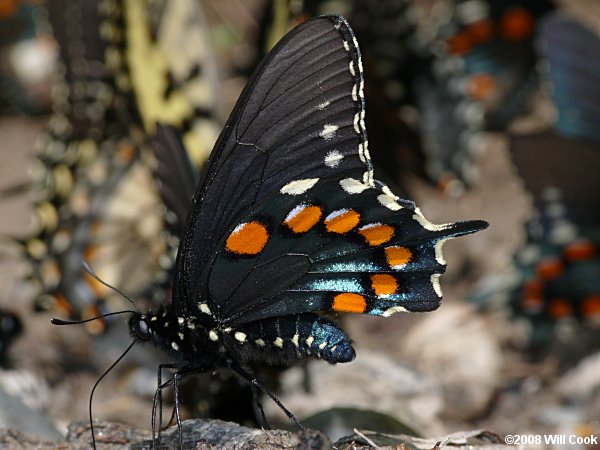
<box><xmin>215</xmin><ymin>314</ymin><xmax>355</xmax><ymax>366</ymax></box>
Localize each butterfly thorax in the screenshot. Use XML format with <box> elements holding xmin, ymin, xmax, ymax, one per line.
<box><xmin>128</xmin><ymin>308</ymin><xmax>222</xmax><ymax>370</ymax></box>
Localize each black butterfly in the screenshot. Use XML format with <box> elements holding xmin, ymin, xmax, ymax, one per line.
<box><xmin>55</xmin><ymin>15</ymin><xmax>487</xmax><ymax>449</ymax></box>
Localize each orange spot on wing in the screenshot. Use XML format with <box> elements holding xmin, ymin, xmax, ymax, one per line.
<box><xmin>500</xmin><ymin>7</ymin><xmax>534</xmax><ymax>41</ymax></box>
<box><xmin>564</xmin><ymin>240</ymin><xmax>597</xmax><ymax>261</ymax></box>
<box><xmin>385</xmin><ymin>246</ymin><xmax>412</xmax><ymax>268</ymax></box>
<box><xmin>582</xmin><ymin>296</ymin><xmax>600</xmax><ymax>319</ymax></box>
<box><xmin>547</xmin><ymin>298</ymin><xmax>573</xmax><ymax>319</ymax></box>
<box><xmin>332</xmin><ymin>293</ymin><xmax>367</xmax><ymax>313</ymax></box>
<box><xmin>284</xmin><ymin>205</ymin><xmax>322</xmax><ymax>233</ymax></box>
<box><xmin>358</xmin><ymin>224</ymin><xmax>394</xmax><ymax>246</ymax></box>
<box><xmin>325</xmin><ymin>209</ymin><xmax>360</xmax><ymax>234</ymax></box>
<box><xmin>536</xmin><ymin>258</ymin><xmax>563</xmax><ymax>280</ymax></box>
<box><xmin>226</xmin><ymin>221</ymin><xmax>269</xmax><ymax>255</ymax></box>
<box><xmin>371</xmin><ymin>274</ymin><xmax>398</xmax><ymax>296</ymax></box>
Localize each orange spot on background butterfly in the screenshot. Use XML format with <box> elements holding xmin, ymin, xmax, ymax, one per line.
<box><xmin>53</xmin><ymin>293</ymin><xmax>73</xmax><ymax>317</ymax></box>
<box><xmin>536</xmin><ymin>257</ymin><xmax>563</xmax><ymax>280</ymax></box>
<box><xmin>500</xmin><ymin>7</ymin><xmax>534</xmax><ymax>41</ymax></box>
<box><xmin>325</xmin><ymin>209</ymin><xmax>360</xmax><ymax>234</ymax></box>
<box><xmin>564</xmin><ymin>240</ymin><xmax>597</xmax><ymax>261</ymax></box>
<box><xmin>116</xmin><ymin>144</ymin><xmax>136</xmax><ymax>164</ymax></box>
<box><xmin>284</xmin><ymin>205</ymin><xmax>322</xmax><ymax>233</ymax></box>
<box><xmin>332</xmin><ymin>293</ymin><xmax>367</xmax><ymax>313</ymax></box>
<box><xmin>582</xmin><ymin>296</ymin><xmax>600</xmax><ymax>320</ymax></box>
<box><xmin>447</xmin><ymin>32</ymin><xmax>472</xmax><ymax>55</ymax></box>
<box><xmin>466</xmin><ymin>19</ymin><xmax>495</xmax><ymax>44</ymax></box>
<box><xmin>467</xmin><ymin>74</ymin><xmax>496</xmax><ymax>100</ymax></box>
<box><xmin>0</xmin><ymin>0</ymin><xmax>19</xmax><ymax>19</ymax></box>
<box><xmin>358</xmin><ymin>224</ymin><xmax>394</xmax><ymax>246</ymax></box>
<box><xmin>85</xmin><ymin>271</ymin><xmax>109</xmax><ymax>298</ymax></box>
<box><xmin>521</xmin><ymin>295</ymin><xmax>543</xmax><ymax>313</ymax></box>
<box><xmin>226</xmin><ymin>221</ymin><xmax>269</xmax><ymax>255</ymax></box>
<box><xmin>385</xmin><ymin>246</ymin><xmax>412</xmax><ymax>268</ymax></box>
<box><xmin>83</xmin><ymin>304</ymin><xmax>106</xmax><ymax>335</ymax></box>
<box><xmin>547</xmin><ymin>298</ymin><xmax>573</xmax><ymax>319</ymax></box>
<box><xmin>371</xmin><ymin>274</ymin><xmax>398</xmax><ymax>296</ymax></box>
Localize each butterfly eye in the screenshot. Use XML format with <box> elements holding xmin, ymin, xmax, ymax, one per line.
<box><xmin>135</xmin><ymin>319</ymin><xmax>151</xmax><ymax>341</ymax></box>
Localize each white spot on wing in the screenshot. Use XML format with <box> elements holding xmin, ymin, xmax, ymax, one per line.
<box><xmin>343</xmin><ymin>40</ymin><xmax>350</xmax><ymax>51</ymax></box>
<box><xmin>318</xmin><ymin>341</ymin><xmax>327</xmax><ymax>350</ymax></box>
<box><xmin>413</xmin><ymin>207</ymin><xmax>451</xmax><ymax>231</ymax></box>
<box><xmin>255</xmin><ymin>338</ymin><xmax>265</xmax><ymax>347</ymax></box>
<box><xmin>340</xmin><ymin>178</ymin><xmax>369</xmax><ymax>194</ymax></box>
<box><xmin>377</xmin><ymin>194</ymin><xmax>402</xmax><ymax>211</ymax></box>
<box><xmin>274</xmin><ymin>337</ymin><xmax>284</xmax><ymax>348</ymax></box>
<box><xmin>198</xmin><ymin>303</ymin><xmax>212</xmax><ymax>315</ymax></box>
<box><xmin>431</xmin><ymin>273</ymin><xmax>442</xmax><ymax>297</ymax></box>
<box><xmin>171</xmin><ymin>342</ymin><xmax>179</xmax><ymax>350</ymax></box>
<box><xmin>382</xmin><ymin>305</ymin><xmax>409</xmax><ymax>317</ymax></box>
<box><xmin>306</xmin><ymin>335</ymin><xmax>315</xmax><ymax>346</ymax></box>
<box><xmin>281</xmin><ymin>178</ymin><xmax>319</xmax><ymax>195</ymax></box>
<box><xmin>291</xmin><ymin>334</ymin><xmax>299</xmax><ymax>348</ymax></box>
<box><xmin>435</xmin><ymin>238</ymin><xmax>450</xmax><ymax>265</ymax></box>
<box><xmin>381</xmin><ymin>184</ymin><xmax>399</xmax><ymax>200</ymax></box>
<box><xmin>325</xmin><ymin>150</ymin><xmax>343</xmax><ymax>168</ymax></box>
<box><xmin>234</xmin><ymin>332</ymin><xmax>247</xmax><ymax>343</ymax></box>
<box><xmin>349</xmin><ymin>61</ymin><xmax>355</xmax><ymax>76</ymax></box>
<box><xmin>209</xmin><ymin>330</ymin><xmax>218</xmax><ymax>341</ymax></box>
<box><xmin>317</xmin><ymin>101</ymin><xmax>330</xmax><ymax>110</ymax></box>
<box><xmin>320</xmin><ymin>124</ymin><xmax>339</xmax><ymax>140</ymax></box>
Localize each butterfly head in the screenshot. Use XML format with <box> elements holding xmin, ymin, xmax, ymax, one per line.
<box><xmin>128</xmin><ymin>312</ymin><xmax>153</xmax><ymax>342</ymax></box>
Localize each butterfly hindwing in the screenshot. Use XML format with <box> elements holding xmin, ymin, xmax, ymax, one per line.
<box><xmin>208</xmin><ymin>177</ymin><xmax>486</xmax><ymax>326</ymax></box>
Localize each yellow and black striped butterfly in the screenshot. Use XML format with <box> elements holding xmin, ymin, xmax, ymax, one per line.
<box><xmin>18</xmin><ymin>0</ymin><xmax>220</xmax><ymax>331</ymax></box>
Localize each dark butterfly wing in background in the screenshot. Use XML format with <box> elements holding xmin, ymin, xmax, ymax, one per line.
<box><xmin>173</xmin><ymin>16</ymin><xmax>486</xmax><ymax>327</ymax></box>
<box><xmin>538</xmin><ymin>12</ymin><xmax>600</xmax><ymax>146</ymax></box>
<box><xmin>473</xmin><ymin>11</ymin><xmax>600</xmax><ymax>345</ymax></box>
<box><xmin>414</xmin><ymin>0</ymin><xmax>554</xmax><ymax>193</ymax></box>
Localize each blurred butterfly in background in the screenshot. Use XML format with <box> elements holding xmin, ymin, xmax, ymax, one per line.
<box><xmin>413</xmin><ymin>0</ymin><xmax>554</xmax><ymax>195</ymax></box>
<box><xmin>473</xmin><ymin>11</ymin><xmax>600</xmax><ymax>351</ymax></box>
<box><xmin>3</xmin><ymin>0</ymin><xmax>221</xmax><ymax>333</ymax></box>
<box><xmin>62</xmin><ymin>14</ymin><xmax>487</xmax><ymax>448</ymax></box>
<box><xmin>0</xmin><ymin>1</ymin><xmax>55</xmax><ymax>115</ymax></box>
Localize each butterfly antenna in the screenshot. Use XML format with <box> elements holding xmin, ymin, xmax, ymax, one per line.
<box><xmin>51</xmin><ymin>310</ymin><xmax>135</xmax><ymax>326</ymax></box>
<box><xmin>88</xmin><ymin>340</ymin><xmax>137</xmax><ymax>449</ymax></box>
<box><xmin>82</xmin><ymin>260</ymin><xmax>137</xmax><ymax>309</ymax></box>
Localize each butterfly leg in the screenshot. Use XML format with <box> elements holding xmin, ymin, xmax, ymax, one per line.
<box><xmin>229</xmin><ymin>361</ymin><xmax>305</xmax><ymax>430</ymax></box>
<box><xmin>172</xmin><ymin>370</ymin><xmax>184</xmax><ymax>450</ymax></box>
<box><xmin>152</xmin><ymin>363</ymin><xmax>185</xmax><ymax>450</ymax></box>
<box><xmin>250</xmin><ymin>383</ymin><xmax>269</xmax><ymax>429</ymax></box>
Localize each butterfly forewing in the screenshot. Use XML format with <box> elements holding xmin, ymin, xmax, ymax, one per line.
<box><xmin>175</xmin><ymin>16</ymin><xmax>373</xmax><ymax>317</ymax></box>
